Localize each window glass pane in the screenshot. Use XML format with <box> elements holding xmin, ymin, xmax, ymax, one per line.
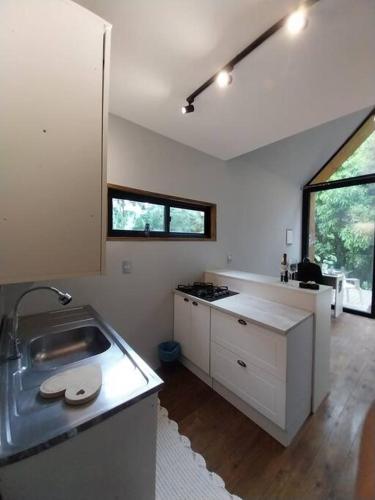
<box><xmin>328</xmin><ymin>131</ymin><xmax>375</xmax><ymax>182</ymax></box>
<box><xmin>112</xmin><ymin>198</ymin><xmax>165</xmax><ymax>231</ymax></box>
<box><xmin>309</xmin><ymin>115</ymin><xmax>375</xmax><ymax>185</ymax></box>
<box><xmin>170</xmin><ymin>207</ymin><xmax>205</xmax><ymax>234</ymax></box>
<box><xmin>307</xmin><ymin>184</ymin><xmax>375</xmax><ymax>313</ymax></box>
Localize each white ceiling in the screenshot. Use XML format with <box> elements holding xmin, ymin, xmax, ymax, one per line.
<box><xmin>76</xmin><ymin>0</ymin><xmax>375</xmax><ymax>160</ymax></box>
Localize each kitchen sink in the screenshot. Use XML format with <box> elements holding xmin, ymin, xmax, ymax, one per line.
<box><xmin>0</xmin><ymin>306</ymin><xmax>163</xmax><ymax>466</ymax></box>
<box><xmin>29</xmin><ymin>326</ymin><xmax>111</xmax><ymax>368</ymax></box>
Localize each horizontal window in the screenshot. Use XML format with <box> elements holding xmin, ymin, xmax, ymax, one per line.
<box><xmin>170</xmin><ymin>207</ymin><xmax>205</xmax><ymax>234</ymax></box>
<box><xmin>107</xmin><ymin>185</ymin><xmax>216</xmax><ymax>240</ymax></box>
<box><xmin>112</xmin><ymin>198</ymin><xmax>165</xmax><ymax>232</ymax></box>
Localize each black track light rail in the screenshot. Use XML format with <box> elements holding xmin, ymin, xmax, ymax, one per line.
<box><xmin>185</xmin><ymin>0</ymin><xmax>321</xmax><ymax>106</ymax></box>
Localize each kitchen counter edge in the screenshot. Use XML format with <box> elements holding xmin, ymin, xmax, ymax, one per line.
<box><xmin>174</xmin><ymin>290</ymin><xmax>313</xmax><ymax>335</ymax></box>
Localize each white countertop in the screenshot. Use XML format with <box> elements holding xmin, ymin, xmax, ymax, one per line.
<box><xmin>175</xmin><ymin>290</ymin><xmax>312</xmax><ymax>334</ymax></box>
<box><xmin>206</xmin><ymin>269</ymin><xmax>332</xmax><ymax>295</ymax></box>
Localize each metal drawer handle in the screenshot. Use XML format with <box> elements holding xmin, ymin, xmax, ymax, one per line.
<box><xmin>184</xmin><ymin>298</ymin><xmax>189</xmax><ymax>302</ymax></box>
<box><xmin>238</xmin><ymin>319</ymin><xmax>247</xmax><ymax>326</ymax></box>
<box><xmin>192</xmin><ymin>301</ymin><xmax>198</xmax><ymax>306</ymax></box>
<box><xmin>237</xmin><ymin>360</ymin><xmax>247</xmax><ymax>368</ymax></box>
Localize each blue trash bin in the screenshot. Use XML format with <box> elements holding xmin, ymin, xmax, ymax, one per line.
<box><xmin>158</xmin><ymin>341</ymin><xmax>181</xmax><ymax>366</ymax></box>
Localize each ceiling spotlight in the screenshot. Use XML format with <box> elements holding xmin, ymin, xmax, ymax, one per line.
<box><xmin>286</xmin><ymin>9</ymin><xmax>308</xmax><ymax>35</ymax></box>
<box><xmin>216</xmin><ymin>70</ymin><xmax>233</xmax><ymax>88</ymax></box>
<box><xmin>181</xmin><ymin>103</ymin><xmax>194</xmax><ymax>115</ymax></box>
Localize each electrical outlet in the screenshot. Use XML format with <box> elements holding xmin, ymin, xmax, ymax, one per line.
<box><xmin>122</xmin><ymin>260</ymin><xmax>132</xmax><ymax>274</ymax></box>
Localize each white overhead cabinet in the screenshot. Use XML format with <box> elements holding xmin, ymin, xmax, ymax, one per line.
<box><xmin>0</xmin><ymin>0</ymin><xmax>111</xmax><ymax>284</ymax></box>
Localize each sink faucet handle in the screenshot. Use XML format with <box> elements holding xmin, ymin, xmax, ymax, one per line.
<box><xmin>8</xmin><ymin>334</ymin><xmax>21</xmax><ymax>360</ymax></box>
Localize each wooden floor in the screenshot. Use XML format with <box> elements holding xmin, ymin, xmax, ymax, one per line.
<box><xmin>158</xmin><ymin>313</ymin><xmax>375</xmax><ymax>499</ymax></box>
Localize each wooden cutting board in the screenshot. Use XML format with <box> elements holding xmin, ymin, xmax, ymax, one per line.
<box><xmin>40</xmin><ymin>364</ymin><xmax>102</xmax><ymax>406</ymax></box>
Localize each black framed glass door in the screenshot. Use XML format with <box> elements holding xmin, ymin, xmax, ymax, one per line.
<box><xmin>302</xmin><ymin>110</ymin><xmax>375</xmax><ymax>318</ymax></box>
<box><xmin>302</xmin><ymin>176</ymin><xmax>375</xmax><ymax>317</ymax></box>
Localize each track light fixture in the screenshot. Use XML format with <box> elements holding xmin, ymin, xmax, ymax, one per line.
<box><xmin>181</xmin><ymin>103</ymin><xmax>194</xmax><ymax>115</ymax></box>
<box><xmin>286</xmin><ymin>9</ymin><xmax>308</xmax><ymax>35</ymax></box>
<box><xmin>216</xmin><ymin>69</ymin><xmax>233</xmax><ymax>88</ymax></box>
<box><xmin>181</xmin><ymin>0</ymin><xmax>320</xmax><ymax>115</ymax></box>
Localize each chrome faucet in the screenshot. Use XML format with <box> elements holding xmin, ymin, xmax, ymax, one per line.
<box><xmin>8</xmin><ymin>286</ymin><xmax>72</xmax><ymax>360</ymax></box>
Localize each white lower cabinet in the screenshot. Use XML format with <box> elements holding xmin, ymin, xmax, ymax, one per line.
<box><xmin>174</xmin><ymin>293</ymin><xmax>313</xmax><ymax>445</ymax></box>
<box><xmin>211</xmin><ymin>342</ymin><xmax>286</xmax><ymax>428</ymax></box>
<box><xmin>174</xmin><ymin>294</ymin><xmax>191</xmax><ymax>358</ymax></box>
<box><xmin>210</xmin><ymin>308</ymin><xmax>314</xmax><ymax>445</ymax></box>
<box><xmin>211</xmin><ymin>309</ymin><xmax>287</xmax><ymax>381</ymax></box>
<box><xmin>174</xmin><ymin>294</ymin><xmax>210</xmax><ymax>374</ymax></box>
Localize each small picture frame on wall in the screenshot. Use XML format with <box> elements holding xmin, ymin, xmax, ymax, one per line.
<box><xmin>286</xmin><ymin>229</ymin><xmax>293</xmax><ymax>246</ymax></box>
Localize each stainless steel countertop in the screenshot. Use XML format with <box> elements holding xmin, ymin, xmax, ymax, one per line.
<box><xmin>0</xmin><ymin>305</ymin><xmax>163</xmax><ymax>466</ymax></box>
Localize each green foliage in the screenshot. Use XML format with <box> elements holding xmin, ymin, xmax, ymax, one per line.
<box><xmin>170</xmin><ymin>207</ymin><xmax>204</xmax><ymax>234</ymax></box>
<box><xmin>113</xmin><ymin>200</ymin><xmax>164</xmax><ymax>231</ymax></box>
<box><xmin>329</xmin><ymin>132</ymin><xmax>375</xmax><ymax>181</ymax></box>
<box><xmin>313</xmin><ymin>132</ymin><xmax>375</xmax><ymax>286</ymax></box>
<box><xmin>112</xmin><ymin>199</ymin><xmax>204</xmax><ymax>234</ymax></box>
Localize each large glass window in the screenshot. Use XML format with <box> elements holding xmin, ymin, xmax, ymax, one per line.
<box><xmin>310</xmin><ymin>114</ymin><xmax>375</xmax><ymax>184</ymax></box>
<box><xmin>108</xmin><ymin>186</ymin><xmax>215</xmax><ymax>240</ymax></box>
<box><xmin>307</xmin><ymin>185</ymin><xmax>375</xmax><ymax>313</ymax></box>
<box><xmin>328</xmin><ymin>132</ymin><xmax>375</xmax><ymax>182</ymax></box>
<box><xmin>303</xmin><ymin>111</ymin><xmax>375</xmax><ymax>317</ymax></box>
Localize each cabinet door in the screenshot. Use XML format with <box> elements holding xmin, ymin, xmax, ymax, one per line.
<box><xmin>173</xmin><ymin>295</ymin><xmax>192</xmax><ymax>360</ymax></box>
<box><xmin>211</xmin><ymin>342</ymin><xmax>286</xmax><ymax>428</ymax></box>
<box><xmin>190</xmin><ymin>300</ymin><xmax>210</xmax><ymax>374</ymax></box>
<box><xmin>0</xmin><ymin>0</ymin><xmax>109</xmax><ymax>284</ymax></box>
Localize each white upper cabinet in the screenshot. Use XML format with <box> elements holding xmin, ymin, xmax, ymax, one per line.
<box><xmin>0</xmin><ymin>0</ymin><xmax>111</xmax><ymax>284</ymax></box>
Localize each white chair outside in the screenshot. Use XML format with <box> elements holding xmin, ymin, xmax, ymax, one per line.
<box><xmin>344</xmin><ymin>277</ymin><xmax>363</xmax><ymax>306</ymax></box>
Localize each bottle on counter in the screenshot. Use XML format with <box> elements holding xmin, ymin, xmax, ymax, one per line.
<box><xmin>280</xmin><ymin>253</ymin><xmax>288</xmax><ymax>283</ymax></box>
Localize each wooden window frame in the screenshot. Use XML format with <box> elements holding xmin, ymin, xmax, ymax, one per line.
<box><xmin>107</xmin><ymin>184</ymin><xmax>217</xmax><ymax>241</ymax></box>
<box><xmin>307</xmin><ymin>111</ymin><xmax>375</xmax><ymax>186</ymax></box>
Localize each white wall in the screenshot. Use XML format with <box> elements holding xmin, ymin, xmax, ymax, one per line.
<box><xmin>2</xmin><ymin>111</ymin><xmax>363</xmax><ymax>367</ymax></box>
<box><xmin>2</xmin><ymin>115</ymin><xmax>242</xmax><ymax>367</ymax></box>
<box><xmin>225</xmin><ymin>158</ymin><xmax>302</xmax><ymax>273</ymax></box>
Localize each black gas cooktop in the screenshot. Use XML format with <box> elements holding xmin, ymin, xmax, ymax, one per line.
<box><xmin>177</xmin><ymin>282</ymin><xmax>238</xmax><ymax>302</ymax></box>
